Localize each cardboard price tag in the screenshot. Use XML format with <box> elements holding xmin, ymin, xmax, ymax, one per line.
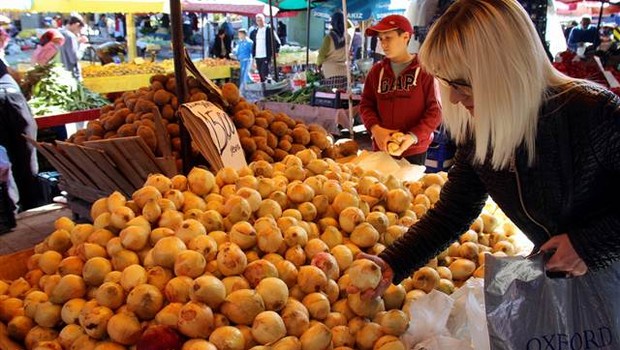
<box><xmin>180</xmin><ymin>101</ymin><xmax>247</xmax><ymax>171</ymax></box>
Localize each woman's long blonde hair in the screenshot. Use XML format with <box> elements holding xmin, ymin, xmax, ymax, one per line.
<box><xmin>419</xmin><ymin>0</ymin><xmax>574</xmax><ymax>169</ymax></box>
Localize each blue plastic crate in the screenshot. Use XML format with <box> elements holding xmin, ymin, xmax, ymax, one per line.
<box><xmin>425</xmin><ymin>141</ymin><xmax>456</xmax><ymax>173</ymax></box>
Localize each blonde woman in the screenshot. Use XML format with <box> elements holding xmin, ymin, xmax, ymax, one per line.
<box><xmin>351</xmin><ymin>0</ymin><xmax>620</xmax><ymax>296</ymax></box>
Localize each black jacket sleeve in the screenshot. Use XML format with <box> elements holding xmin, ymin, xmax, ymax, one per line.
<box><xmin>567</xmin><ymin>90</ymin><xmax>620</xmax><ymax>270</ymax></box>
<box><xmin>379</xmin><ymin>146</ymin><xmax>489</xmax><ymax>283</ymax></box>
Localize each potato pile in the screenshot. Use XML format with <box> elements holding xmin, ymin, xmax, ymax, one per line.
<box><xmin>221</xmin><ymin>83</ymin><xmax>358</xmax><ymax>163</ymax></box>
<box><xmin>0</xmin><ymin>153</ymin><xmax>520</xmax><ymax>350</ymax></box>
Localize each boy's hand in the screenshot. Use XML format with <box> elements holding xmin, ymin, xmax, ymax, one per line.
<box><xmin>371</xmin><ymin>125</ymin><xmax>398</xmax><ymax>152</ymax></box>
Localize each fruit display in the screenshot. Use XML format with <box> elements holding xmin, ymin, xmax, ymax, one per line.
<box><xmin>67</xmin><ymin>73</ymin><xmax>186</xmax><ymax>170</ymax></box>
<box><xmin>0</xmin><ymin>153</ymin><xmax>523</xmax><ymax>349</ymax></box>
<box><xmin>21</xmin><ymin>63</ymin><xmax>109</xmax><ymax>116</ymax></box>
<box><xmin>82</xmin><ymin>62</ymin><xmax>168</xmax><ymax>78</ymax></box>
<box><xmin>225</xmin><ymin>83</ymin><xmax>358</xmax><ymax>163</ymax></box>
<box><xmin>83</xmin><ymin>59</ymin><xmax>240</xmax><ymax>78</ymax></box>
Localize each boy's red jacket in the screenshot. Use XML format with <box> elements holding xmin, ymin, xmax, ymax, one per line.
<box><xmin>359</xmin><ymin>56</ymin><xmax>442</xmax><ymax>157</ymax></box>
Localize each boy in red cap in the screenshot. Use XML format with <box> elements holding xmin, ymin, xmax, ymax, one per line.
<box><xmin>359</xmin><ymin>14</ymin><xmax>442</xmax><ymax>165</ymax></box>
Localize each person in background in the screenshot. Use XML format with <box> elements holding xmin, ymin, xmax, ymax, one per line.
<box><xmin>277</xmin><ymin>20</ymin><xmax>287</xmax><ymax>46</ymax></box>
<box><xmin>567</xmin><ymin>16</ymin><xmax>598</xmax><ymax>52</ymax></box>
<box><xmin>97</xmin><ymin>14</ymin><xmax>109</xmax><ymax>38</ymax></box>
<box><xmin>317</xmin><ymin>11</ymin><xmax>350</xmax><ymax>90</ymax></box>
<box><xmin>234</xmin><ymin>28</ymin><xmax>253</xmax><ymax>91</ymax></box>
<box><xmin>221</xmin><ymin>15</ymin><xmax>235</xmax><ymax>40</ymax></box>
<box><xmin>249</xmin><ymin>14</ymin><xmax>280</xmax><ymax>82</ymax></box>
<box><xmin>60</xmin><ymin>15</ymin><xmax>88</xmax><ymax>81</ymax></box>
<box><xmin>0</xmin><ymin>28</ymin><xmax>9</xmax><ymax>61</ymax></box>
<box><xmin>0</xmin><ymin>59</ymin><xmax>41</xmax><ymax>212</ymax></box>
<box><xmin>31</xmin><ymin>29</ymin><xmax>65</xmax><ymax>66</ymax></box>
<box><xmin>564</xmin><ymin>20</ymin><xmax>578</xmax><ymax>41</ymax></box>
<box><xmin>211</xmin><ymin>28</ymin><xmax>232</xmax><ymax>59</ymax></box>
<box><xmin>352</xmin><ymin>0</ymin><xmax>620</xmax><ymax>301</ymax></box>
<box><xmin>351</xmin><ymin>27</ymin><xmax>363</xmax><ymax>63</ymax></box>
<box><xmin>359</xmin><ymin>14</ymin><xmax>442</xmax><ymax>165</ymax></box>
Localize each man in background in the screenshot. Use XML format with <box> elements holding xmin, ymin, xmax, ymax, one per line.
<box><xmin>568</xmin><ymin>16</ymin><xmax>598</xmax><ymax>52</ymax></box>
<box><xmin>277</xmin><ymin>20</ymin><xmax>287</xmax><ymax>46</ymax></box>
<box><xmin>249</xmin><ymin>14</ymin><xmax>280</xmax><ymax>82</ymax></box>
<box><xmin>60</xmin><ymin>15</ymin><xmax>88</xmax><ymax>80</ymax></box>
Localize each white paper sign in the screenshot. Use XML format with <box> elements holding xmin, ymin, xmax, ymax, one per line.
<box><xmin>181</xmin><ymin>100</ymin><xmax>247</xmax><ymax>171</ymax></box>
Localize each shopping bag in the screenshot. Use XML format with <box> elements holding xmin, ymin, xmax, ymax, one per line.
<box><xmin>400</xmin><ymin>288</ymin><xmax>479</xmax><ymax>350</ymax></box>
<box><xmin>447</xmin><ymin>278</ymin><xmax>490</xmax><ymax>350</ymax></box>
<box><xmin>485</xmin><ymin>253</ymin><xmax>620</xmax><ymax>350</ymax></box>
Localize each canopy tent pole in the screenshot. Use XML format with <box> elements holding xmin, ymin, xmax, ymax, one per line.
<box><xmin>202</xmin><ymin>13</ymin><xmax>206</xmax><ymax>59</ymax></box>
<box><xmin>126</xmin><ymin>14</ymin><xmax>137</xmax><ymax>61</ymax></box>
<box><xmin>306</xmin><ymin>0</ymin><xmax>311</xmax><ymax>67</ymax></box>
<box><xmin>596</xmin><ymin>1</ymin><xmax>605</xmax><ymax>37</ymax></box>
<box><xmin>342</xmin><ymin>0</ymin><xmax>354</xmax><ymax>140</ymax></box>
<box><xmin>170</xmin><ymin>0</ymin><xmax>191</xmax><ymax>174</ymax></box>
<box><xmin>269</xmin><ymin>0</ymin><xmax>279</xmax><ymax>81</ymax></box>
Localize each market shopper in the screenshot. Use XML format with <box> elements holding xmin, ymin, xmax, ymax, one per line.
<box><xmin>359</xmin><ymin>14</ymin><xmax>442</xmax><ymax>165</ymax></box>
<box><xmin>0</xmin><ymin>28</ymin><xmax>9</xmax><ymax>61</ymax></box>
<box><xmin>211</xmin><ymin>28</ymin><xmax>232</xmax><ymax>59</ymax></box>
<box><xmin>31</xmin><ymin>29</ymin><xmax>65</xmax><ymax>66</ymax></box>
<box><xmin>567</xmin><ymin>15</ymin><xmax>598</xmax><ymax>52</ymax></box>
<box><xmin>317</xmin><ymin>11</ymin><xmax>350</xmax><ymax>90</ymax></box>
<box><xmin>60</xmin><ymin>15</ymin><xmax>88</xmax><ymax>81</ymax></box>
<box><xmin>0</xmin><ymin>59</ymin><xmax>41</xmax><ymax>212</ymax></box>
<box><xmin>353</xmin><ymin>0</ymin><xmax>620</xmax><ymax>299</ymax></box>
<box><xmin>249</xmin><ymin>14</ymin><xmax>280</xmax><ymax>82</ymax></box>
<box><xmin>234</xmin><ymin>28</ymin><xmax>254</xmax><ymax>91</ymax></box>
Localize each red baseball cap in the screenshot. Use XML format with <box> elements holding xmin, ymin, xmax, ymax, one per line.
<box><xmin>365</xmin><ymin>15</ymin><xmax>413</xmax><ymax>36</ymax></box>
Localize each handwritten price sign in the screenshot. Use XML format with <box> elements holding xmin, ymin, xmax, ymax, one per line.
<box><xmin>181</xmin><ymin>101</ymin><xmax>247</xmax><ymax>171</ymax></box>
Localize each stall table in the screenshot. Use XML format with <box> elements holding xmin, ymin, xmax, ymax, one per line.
<box><xmin>34</xmin><ymin>109</ymin><xmax>101</xmax><ymax>129</ymax></box>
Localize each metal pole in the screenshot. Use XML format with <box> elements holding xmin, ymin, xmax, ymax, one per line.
<box><xmin>306</xmin><ymin>0</ymin><xmax>311</xmax><ymax>67</ymax></box>
<box><xmin>596</xmin><ymin>0</ymin><xmax>605</xmax><ymax>40</ymax></box>
<box><xmin>341</xmin><ymin>0</ymin><xmax>354</xmax><ymax>139</ymax></box>
<box><xmin>202</xmin><ymin>13</ymin><xmax>206</xmax><ymax>59</ymax></box>
<box><xmin>268</xmin><ymin>0</ymin><xmax>279</xmax><ymax>81</ymax></box>
<box><xmin>170</xmin><ymin>0</ymin><xmax>191</xmax><ymax>174</ymax></box>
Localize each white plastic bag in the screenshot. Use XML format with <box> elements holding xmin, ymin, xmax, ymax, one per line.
<box><xmin>401</xmin><ymin>290</ymin><xmax>471</xmax><ymax>350</ymax></box>
<box><xmin>447</xmin><ymin>278</ymin><xmax>490</xmax><ymax>350</ymax></box>
<box><xmin>401</xmin><ymin>279</ymin><xmax>490</xmax><ymax>350</ymax></box>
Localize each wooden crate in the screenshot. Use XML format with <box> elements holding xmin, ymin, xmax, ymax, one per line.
<box><xmin>30</xmin><ymin>137</ymin><xmax>176</xmax><ymax>204</ymax></box>
<box><xmin>0</xmin><ymin>248</ymin><xmax>33</xmax><ymax>281</ymax></box>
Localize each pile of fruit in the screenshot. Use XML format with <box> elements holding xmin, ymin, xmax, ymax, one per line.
<box><xmin>82</xmin><ymin>63</ymin><xmax>168</xmax><ymax>78</ymax></box>
<box><xmin>67</xmin><ymin>73</ymin><xmax>186</xmax><ymax>170</ymax></box>
<box><xmin>0</xmin><ymin>153</ymin><xmax>520</xmax><ymax>350</ymax></box>
<box><xmin>221</xmin><ymin>83</ymin><xmax>357</xmax><ymax>163</ymax></box>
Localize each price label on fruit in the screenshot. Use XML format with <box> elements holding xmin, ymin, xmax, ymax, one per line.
<box><xmin>180</xmin><ymin>101</ymin><xmax>247</xmax><ymax>171</ymax></box>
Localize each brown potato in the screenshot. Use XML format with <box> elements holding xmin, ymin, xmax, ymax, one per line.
<box><xmin>189</xmin><ymin>92</ymin><xmax>208</xmax><ymax>102</ymax></box>
<box><xmin>103</xmin><ymin>131</ymin><xmax>117</xmax><ymax>139</ymax></box>
<box><xmin>166</xmin><ymin>78</ymin><xmax>176</xmax><ymax>92</ymax></box>
<box><xmin>255</xmin><ymin>110</ymin><xmax>275</xmax><ymax>124</ymax></box>
<box><xmin>237</xmin><ymin>128</ymin><xmax>251</xmax><ymax>139</ymax></box>
<box><xmin>254</xmin><ymin>136</ymin><xmax>274</xmax><ymax>156</ymax></box>
<box><xmin>170</xmin><ymin>96</ymin><xmax>179</xmax><ymax>109</ymax></box>
<box><xmin>88</xmin><ymin>136</ymin><xmax>102</xmax><ymax>141</ymax></box>
<box><xmin>233</xmin><ymin>110</ymin><xmax>255</xmax><ymax>129</ymax></box>
<box><xmin>125</xmin><ymin>113</ymin><xmax>137</xmax><ymax>124</ymax></box>
<box><xmin>221</xmin><ymin>82</ymin><xmax>241</xmax><ymax>105</ymax></box>
<box><xmin>167</xmin><ymin>123</ymin><xmax>180</xmax><ymax>137</ymax></box>
<box><xmin>322</xmin><ymin>146</ymin><xmax>341</xmax><ymax>160</ymax></box>
<box><xmin>281</xmin><ymin>134</ymin><xmax>293</xmax><ymax>143</ymax></box>
<box><xmin>141</xmin><ymin>112</ymin><xmax>154</xmax><ymax>121</ymax></box>
<box><xmin>310</xmin><ymin>131</ymin><xmax>331</xmax><ymax>150</ymax></box>
<box><xmin>251</xmin><ymin>150</ymin><xmax>274</xmax><ymax>163</ymax></box>
<box><xmin>162</xmin><ymin>104</ymin><xmax>175</xmax><ymax>121</ymax></box>
<box><xmin>278</xmin><ymin>139</ymin><xmax>292</xmax><ymax>152</ymax></box>
<box><xmin>142</xmin><ymin>119</ymin><xmax>156</xmax><ymax>131</ymax></box>
<box><xmin>188</xmin><ymin>76</ymin><xmax>200</xmax><ymax>88</ymax></box>
<box><xmin>266</xmin><ymin>132</ymin><xmax>278</xmax><ymax>149</ymax></box>
<box><xmin>137</xmin><ymin>126</ymin><xmax>157</xmax><ymax>152</ymax></box>
<box><xmin>125</xmin><ymin>98</ymin><xmax>138</xmax><ymax>110</ymax></box>
<box><xmin>270</xmin><ymin>121</ymin><xmax>289</xmax><ymax>137</ymax></box>
<box><xmin>273</xmin><ymin>149</ymin><xmax>288</xmax><ymax>161</ymax></box>
<box><xmin>150</xmin><ymin>74</ymin><xmax>168</xmax><ymax>84</ymax></box>
<box><xmin>136</xmin><ymin>99</ymin><xmax>157</xmax><ymax>113</ymax></box>
<box><xmin>153</xmin><ymin>89</ymin><xmax>172</xmax><ymax>106</ymax></box>
<box><xmin>117</xmin><ymin>124</ymin><xmax>137</xmax><ymax>137</ymax></box>
<box><xmin>151</xmin><ymin>81</ymin><xmax>164</xmax><ymax>91</ymax></box>
<box><xmin>104</xmin><ymin>111</ymin><xmax>126</xmax><ymax>131</ymax></box>
<box><xmin>240</xmin><ymin>137</ymin><xmax>257</xmax><ymax>154</ymax></box>
<box><xmin>250</xmin><ymin>125</ymin><xmax>267</xmax><ymax>138</ymax></box>
<box><xmin>289</xmin><ymin>144</ymin><xmax>306</xmax><ymax>154</ymax></box>
<box><xmin>86</xmin><ymin>121</ymin><xmax>104</xmax><ymax>137</ymax></box>
<box><xmin>233</xmin><ymin>102</ymin><xmax>252</xmax><ymax>114</ymax></box>
<box><xmin>172</xmin><ymin>137</ymin><xmax>181</xmax><ymax>152</ymax></box>
<box><xmin>254</xmin><ymin>117</ymin><xmax>268</xmax><ymax>129</ymax></box>
<box><xmin>338</xmin><ymin>140</ymin><xmax>359</xmax><ymax>156</ymax></box>
<box><xmin>292</xmin><ymin>127</ymin><xmax>311</xmax><ymax>145</ymax></box>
